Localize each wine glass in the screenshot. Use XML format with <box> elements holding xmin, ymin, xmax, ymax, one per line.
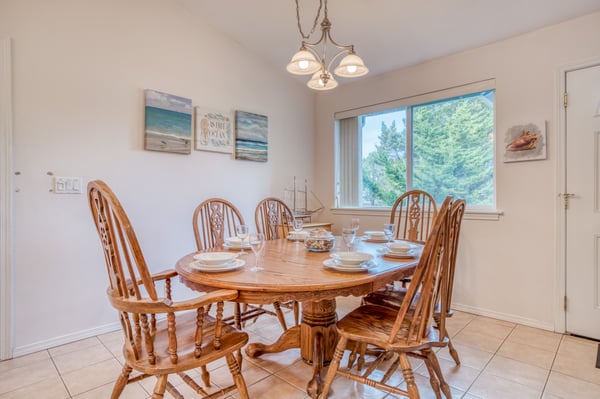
<box><xmin>351</xmin><ymin>218</ymin><xmax>360</xmax><ymax>233</ymax></box>
<box><xmin>293</xmin><ymin>218</ymin><xmax>304</xmax><ymax>232</ymax></box>
<box><xmin>383</xmin><ymin>223</ymin><xmax>394</xmax><ymax>242</ymax></box>
<box><xmin>235</xmin><ymin>224</ymin><xmax>249</xmax><ymax>255</ymax></box>
<box><xmin>249</xmin><ymin>233</ymin><xmax>265</xmax><ymax>271</ymax></box>
<box><xmin>342</xmin><ymin>227</ymin><xmax>356</xmax><ymax>253</ymax></box>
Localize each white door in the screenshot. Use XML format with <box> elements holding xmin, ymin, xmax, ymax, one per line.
<box><xmin>565</xmin><ymin>64</ymin><xmax>600</xmax><ymax>340</ymax></box>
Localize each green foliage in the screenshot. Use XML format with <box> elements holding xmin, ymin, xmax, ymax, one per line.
<box><xmin>361</xmin><ymin>94</ymin><xmax>494</xmax><ymax>207</ymax></box>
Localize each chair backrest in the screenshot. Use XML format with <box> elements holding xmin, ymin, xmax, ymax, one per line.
<box><xmin>389</xmin><ymin>190</ymin><xmax>437</xmax><ymax>243</ymax></box>
<box><xmin>88</xmin><ymin>180</ymin><xmax>164</xmax><ymax>361</ymax></box>
<box><xmin>254</xmin><ymin>197</ymin><xmax>295</xmax><ymax>240</ymax></box>
<box><xmin>193</xmin><ymin>198</ymin><xmax>245</xmax><ymax>250</ymax></box>
<box><xmin>444</xmin><ymin>198</ymin><xmax>466</xmax><ymax>312</ymax></box>
<box><xmin>388</xmin><ymin>195</ymin><xmax>452</xmax><ymax>345</ymax></box>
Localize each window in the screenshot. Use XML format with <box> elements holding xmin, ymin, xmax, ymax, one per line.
<box><xmin>336</xmin><ymin>82</ymin><xmax>495</xmax><ymax>210</ymax></box>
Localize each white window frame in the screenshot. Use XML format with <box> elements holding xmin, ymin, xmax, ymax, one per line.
<box><xmin>333</xmin><ymin>79</ymin><xmax>502</xmax><ymax>221</ymax></box>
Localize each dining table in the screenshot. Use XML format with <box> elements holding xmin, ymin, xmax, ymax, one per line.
<box><xmin>174</xmin><ymin>236</ymin><xmax>421</xmax><ymax>398</ymax></box>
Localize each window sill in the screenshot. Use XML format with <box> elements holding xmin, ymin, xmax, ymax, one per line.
<box><xmin>330</xmin><ymin>207</ymin><xmax>503</xmax><ymax>221</ymax></box>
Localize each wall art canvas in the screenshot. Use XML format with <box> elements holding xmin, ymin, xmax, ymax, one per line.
<box><xmin>195</xmin><ymin>108</ymin><xmax>234</xmax><ymax>153</ymax></box>
<box><xmin>235</xmin><ymin>110</ymin><xmax>268</xmax><ymax>162</ymax></box>
<box><xmin>503</xmin><ymin>121</ymin><xmax>547</xmax><ymax>162</ymax></box>
<box><xmin>144</xmin><ymin>89</ymin><xmax>192</xmax><ymax>154</ymax></box>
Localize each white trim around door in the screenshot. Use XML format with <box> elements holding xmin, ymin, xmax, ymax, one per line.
<box><xmin>0</xmin><ymin>37</ymin><xmax>14</xmax><ymax>360</ymax></box>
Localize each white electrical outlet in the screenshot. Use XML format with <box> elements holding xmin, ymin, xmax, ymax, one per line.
<box><xmin>54</xmin><ymin>177</ymin><xmax>83</xmax><ymax>194</ymax></box>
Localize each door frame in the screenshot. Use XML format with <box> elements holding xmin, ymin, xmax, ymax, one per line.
<box><xmin>0</xmin><ymin>37</ymin><xmax>13</xmax><ymax>360</ymax></box>
<box><xmin>556</xmin><ymin>57</ymin><xmax>600</xmax><ymax>334</ymax></box>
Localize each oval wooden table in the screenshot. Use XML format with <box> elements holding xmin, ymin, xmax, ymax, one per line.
<box><xmin>175</xmin><ymin>238</ymin><xmax>420</xmax><ymax>398</ymax></box>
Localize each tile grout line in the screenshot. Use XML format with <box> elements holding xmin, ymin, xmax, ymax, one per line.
<box><xmin>537</xmin><ymin>333</ymin><xmax>565</xmax><ymax>398</ymax></box>
<box><xmin>47</xmin><ymin>349</ymin><xmax>73</xmax><ymax>399</ymax></box>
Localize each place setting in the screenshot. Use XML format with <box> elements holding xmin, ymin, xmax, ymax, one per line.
<box><xmin>223</xmin><ymin>224</ymin><xmax>252</xmax><ymax>252</ymax></box>
<box><xmin>323</xmin><ymin>251</ymin><xmax>375</xmax><ymax>273</ymax></box>
<box><xmin>378</xmin><ymin>240</ymin><xmax>420</xmax><ymax>260</ymax></box>
<box><xmin>188</xmin><ymin>251</ymin><xmax>245</xmax><ymax>272</ymax></box>
<box><xmin>287</xmin><ymin>218</ymin><xmax>310</xmax><ymax>241</ymax></box>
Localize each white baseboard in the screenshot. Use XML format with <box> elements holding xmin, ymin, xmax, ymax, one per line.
<box><xmin>452</xmin><ymin>303</ymin><xmax>556</xmax><ymax>332</ymax></box>
<box><xmin>12</xmin><ymin>322</ymin><xmax>121</xmax><ymax>358</ymax></box>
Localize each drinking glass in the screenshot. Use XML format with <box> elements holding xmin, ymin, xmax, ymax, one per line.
<box><xmin>293</xmin><ymin>218</ymin><xmax>304</xmax><ymax>232</ymax></box>
<box><xmin>351</xmin><ymin>217</ymin><xmax>360</xmax><ymax>233</ymax></box>
<box><xmin>383</xmin><ymin>223</ymin><xmax>394</xmax><ymax>242</ymax></box>
<box><xmin>249</xmin><ymin>233</ymin><xmax>265</xmax><ymax>271</ymax></box>
<box><xmin>235</xmin><ymin>224</ymin><xmax>249</xmax><ymax>255</ymax></box>
<box><xmin>342</xmin><ymin>227</ymin><xmax>356</xmax><ymax>253</ymax></box>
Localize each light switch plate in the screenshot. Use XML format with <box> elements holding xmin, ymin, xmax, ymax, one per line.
<box><xmin>54</xmin><ymin>177</ymin><xmax>82</xmax><ymax>194</ymax></box>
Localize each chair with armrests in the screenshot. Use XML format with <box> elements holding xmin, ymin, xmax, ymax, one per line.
<box><xmin>363</xmin><ymin>198</ymin><xmax>466</xmax><ymax>366</ymax></box>
<box><xmin>318</xmin><ymin>197</ymin><xmax>453</xmax><ymax>399</ymax></box>
<box><xmin>193</xmin><ymin>197</ymin><xmax>282</xmax><ymax>329</ymax></box>
<box><xmin>88</xmin><ymin>181</ymin><xmax>249</xmax><ymax>399</ymax></box>
<box><xmin>254</xmin><ymin>196</ymin><xmax>300</xmax><ymax>328</ymax></box>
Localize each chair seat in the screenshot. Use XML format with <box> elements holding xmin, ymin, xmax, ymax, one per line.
<box><xmin>336</xmin><ymin>304</ymin><xmax>447</xmax><ymax>351</ymax></box>
<box><xmin>364</xmin><ymin>285</ymin><xmax>453</xmax><ymax>318</ymax></box>
<box><xmin>124</xmin><ymin>311</ymin><xmax>249</xmax><ymax>374</ymax></box>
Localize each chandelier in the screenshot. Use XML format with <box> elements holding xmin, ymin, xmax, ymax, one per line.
<box><xmin>286</xmin><ymin>0</ymin><xmax>368</xmax><ymax>91</ymax></box>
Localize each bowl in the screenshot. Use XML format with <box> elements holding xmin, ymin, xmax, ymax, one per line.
<box><xmin>330</xmin><ymin>252</ymin><xmax>373</xmax><ymax>266</ymax></box>
<box><xmin>385</xmin><ymin>241</ymin><xmax>413</xmax><ymax>253</ymax></box>
<box><xmin>193</xmin><ymin>252</ymin><xmax>238</xmax><ymax>265</ymax></box>
<box><xmin>365</xmin><ymin>231</ymin><xmax>386</xmax><ymax>240</ymax></box>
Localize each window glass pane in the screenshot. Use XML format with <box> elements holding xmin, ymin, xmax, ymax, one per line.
<box><xmin>360</xmin><ymin>108</ymin><xmax>407</xmax><ymax>207</ymax></box>
<box><xmin>412</xmin><ymin>91</ymin><xmax>495</xmax><ymax>206</ymax></box>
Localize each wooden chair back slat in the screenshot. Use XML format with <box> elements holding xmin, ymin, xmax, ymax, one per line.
<box><xmin>254</xmin><ymin>197</ymin><xmax>294</xmax><ymax>240</ymax></box>
<box><xmin>389</xmin><ymin>190</ymin><xmax>438</xmax><ymax>243</ymax></box>
<box><xmin>389</xmin><ymin>196</ymin><xmax>452</xmax><ymax>344</ymax></box>
<box><xmin>193</xmin><ymin>198</ymin><xmax>245</xmax><ymax>250</ymax></box>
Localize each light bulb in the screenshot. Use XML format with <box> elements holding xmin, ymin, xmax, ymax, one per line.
<box><xmin>299</xmin><ymin>60</ymin><xmax>309</xmax><ymax>70</ymax></box>
<box><xmin>346</xmin><ymin>65</ymin><xmax>357</xmax><ymax>74</ymax></box>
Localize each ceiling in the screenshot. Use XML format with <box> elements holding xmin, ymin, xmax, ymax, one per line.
<box><xmin>179</xmin><ymin>0</ymin><xmax>600</xmax><ymax>86</ymax></box>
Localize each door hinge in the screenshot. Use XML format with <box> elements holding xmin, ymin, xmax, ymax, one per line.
<box><xmin>563</xmin><ymin>92</ymin><xmax>568</xmax><ymax>108</ymax></box>
<box><xmin>564</xmin><ymin>295</ymin><xmax>567</xmax><ymax>311</ymax></box>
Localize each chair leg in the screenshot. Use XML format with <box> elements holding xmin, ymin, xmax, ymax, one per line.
<box><xmin>422</xmin><ymin>354</ymin><xmax>442</xmax><ymax>399</ymax></box>
<box><xmin>318</xmin><ymin>336</ymin><xmax>347</xmax><ymax>399</ymax></box>
<box><xmin>110</xmin><ymin>364</ymin><xmax>132</xmax><ymax>399</ymax></box>
<box><xmin>398</xmin><ymin>352</ymin><xmax>420</xmax><ymax>399</ymax></box>
<box><xmin>200</xmin><ymin>365</ymin><xmax>210</xmax><ymax>387</ymax></box>
<box><xmin>273</xmin><ymin>301</ymin><xmax>288</xmax><ymax>330</ymax></box>
<box><xmin>424</xmin><ymin>349</ymin><xmax>452</xmax><ymax>399</ymax></box>
<box><xmin>234</xmin><ymin>303</ymin><xmax>242</xmax><ymax>330</ymax></box>
<box><xmin>447</xmin><ymin>337</ymin><xmax>460</xmax><ymax>366</ymax></box>
<box><xmin>226</xmin><ymin>353</ymin><xmax>249</xmax><ymax>399</ymax></box>
<box><xmin>151</xmin><ymin>374</ymin><xmax>168</xmax><ymax>398</ymax></box>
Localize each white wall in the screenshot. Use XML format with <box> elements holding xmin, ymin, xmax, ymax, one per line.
<box><xmin>0</xmin><ymin>0</ymin><xmax>315</xmax><ymax>356</ymax></box>
<box><xmin>313</xmin><ymin>12</ymin><xmax>600</xmax><ymax>330</ymax></box>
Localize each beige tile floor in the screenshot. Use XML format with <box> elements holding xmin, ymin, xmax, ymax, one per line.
<box><xmin>1</xmin><ymin>296</ymin><xmax>600</xmax><ymax>398</ymax></box>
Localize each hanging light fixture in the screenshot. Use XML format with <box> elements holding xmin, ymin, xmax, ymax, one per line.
<box><xmin>287</xmin><ymin>0</ymin><xmax>368</xmax><ymax>90</ymax></box>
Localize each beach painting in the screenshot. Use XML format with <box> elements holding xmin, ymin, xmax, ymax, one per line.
<box><xmin>144</xmin><ymin>89</ymin><xmax>192</xmax><ymax>154</ymax></box>
<box><xmin>195</xmin><ymin>108</ymin><xmax>234</xmax><ymax>153</ymax></box>
<box><xmin>235</xmin><ymin>110</ymin><xmax>268</xmax><ymax>162</ymax></box>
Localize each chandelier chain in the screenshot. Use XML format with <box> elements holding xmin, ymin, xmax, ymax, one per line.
<box><xmin>295</xmin><ymin>0</ymin><xmax>323</xmax><ymax>40</ymax></box>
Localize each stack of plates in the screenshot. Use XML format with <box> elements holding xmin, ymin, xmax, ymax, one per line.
<box><xmin>190</xmin><ymin>252</ymin><xmax>245</xmax><ymax>272</ymax></box>
<box><xmin>382</xmin><ymin>241</ymin><xmax>417</xmax><ymax>258</ymax></box>
<box><xmin>323</xmin><ymin>252</ymin><xmax>374</xmax><ymax>272</ymax></box>
<box><xmin>287</xmin><ymin>230</ymin><xmax>310</xmax><ymax>241</ymax></box>
<box><xmin>363</xmin><ymin>231</ymin><xmax>388</xmax><ymax>243</ymax></box>
<box><xmin>223</xmin><ymin>237</ymin><xmax>251</xmax><ymax>249</ymax></box>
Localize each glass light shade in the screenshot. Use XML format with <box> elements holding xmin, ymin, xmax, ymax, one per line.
<box><xmin>307</xmin><ymin>71</ymin><xmax>338</xmax><ymax>91</ymax></box>
<box><xmin>286</xmin><ymin>50</ymin><xmax>320</xmax><ymax>75</ymax></box>
<box><xmin>334</xmin><ymin>53</ymin><xmax>369</xmax><ymax>78</ymax></box>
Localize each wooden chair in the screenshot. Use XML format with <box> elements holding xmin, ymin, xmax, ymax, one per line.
<box><xmin>88</xmin><ymin>181</ymin><xmax>249</xmax><ymax>399</ymax></box>
<box><xmin>318</xmin><ymin>197</ymin><xmax>453</xmax><ymax>399</ymax></box>
<box><xmin>390</xmin><ymin>189</ymin><xmax>438</xmax><ymax>243</ymax></box>
<box><xmin>362</xmin><ymin>198</ymin><xmax>466</xmax><ymax>366</ymax></box>
<box><xmin>193</xmin><ymin>197</ymin><xmax>281</xmax><ymax>329</ymax></box>
<box><xmin>254</xmin><ymin>197</ymin><xmax>300</xmax><ymax>328</ymax></box>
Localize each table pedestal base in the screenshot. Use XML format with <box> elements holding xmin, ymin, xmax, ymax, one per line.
<box><xmin>244</xmin><ymin>299</ymin><xmax>338</xmax><ymax>398</ymax></box>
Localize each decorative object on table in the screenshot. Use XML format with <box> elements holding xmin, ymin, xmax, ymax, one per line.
<box><xmin>235</xmin><ymin>110</ymin><xmax>268</xmax><ymax>162</ymax></box>
<box><xmin>503</xmin><ymin>121</ymin><xmax>547</xmax><ymax>162</ymax></box>
<box><xmin>144</xmin><ymin>89</ymin><xmax>192</xmax><ymax>154</ymax></box>
<box><xmin>286</xmin><ymin>0</ymin><xmax>368</xmax><ymax>90</ymax></box>
<box><xmin>304</xmin><ymin>228</ymin><xmax>335</xmax><ymax>252</ymax></box>
<box><xmin>194</xmin><ymin>108</ymin><xmax>234</xmax><ymax>154</ymax></box>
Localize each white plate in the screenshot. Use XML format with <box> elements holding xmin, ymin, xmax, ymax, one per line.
<box><xmin>362</xmin><ymin>237</ymin><xmax>389</xmax><ymax>243</ymax></box>
<box><xmin>193</xmin><ymin>252</ymin><xmax>238</xmax><ymax>265</ymax></box>
<box><xmin>382</xmin><ymin>250</ymin><xmax>417</xmax><ymax>259</ymax></box>
<box><xmin>322</xmin><ymin>259</ymin><xmax>374</xmax><ymax>272</ymax></box>
<box><xmin>223</xmin><ymin>242</ymin><xmax>251</xmax><ymax>250</ymax></box>
<box><xmin>188</xmin><ymin>259</ymin><xmax>245</xmax><ymax>272</ymax></box>
<box><xmin>330</xmin><ymin>252</ymin><xmax>373</xmax><ymax>265</ymax></box>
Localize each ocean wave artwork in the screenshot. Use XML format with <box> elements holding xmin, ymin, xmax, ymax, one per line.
<box><xmin>144</xmin><ymin>89</ymin><xmax>192</xmax><ymax>154</ymax></box>
<box><xmin>235</xmin><ymin>110</ymin><xmax>268</xmax><ymax>162</ymax></box>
